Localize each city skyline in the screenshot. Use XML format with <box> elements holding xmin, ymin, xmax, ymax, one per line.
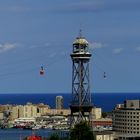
<box><xmin>0</xmin><ymin>0</ymin><xmax>140</xmax><ymax>93</ymax></box>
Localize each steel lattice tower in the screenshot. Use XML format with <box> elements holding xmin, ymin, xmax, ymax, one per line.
<box><xmin>70</xmin><ymin>32</ymin><xmax>93</xmax><ymax>128</ymax></box>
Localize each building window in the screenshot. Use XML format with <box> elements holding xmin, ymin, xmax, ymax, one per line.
<box><xmin>25</xmin><ymin>107</ymin><xmax>27</xmax><ymax>112</ymax></box>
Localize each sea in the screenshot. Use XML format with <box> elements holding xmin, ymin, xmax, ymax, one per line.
<box><xmin>0</xmin><ymin>129</ymin><xmax>69</xmax><ymax>140</ymax></box>
<box><xmin>0</xmin><ymin>93</ymin><xmax>140</xmax><ymax>112</ymax></box>
<box><xmin>0</xmin><ymin>92</ymin><xmax>140</xmax><ymax>140</ymax></box>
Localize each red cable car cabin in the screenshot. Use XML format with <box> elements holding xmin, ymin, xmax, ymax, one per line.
<box><xmin>40</xmin><ymin>66</ymin><xmax>44</xmax><ymax>75</ymax></box>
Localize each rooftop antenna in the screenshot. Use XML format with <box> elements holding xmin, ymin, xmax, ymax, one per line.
<box><xmin>79</xmin><ymin>24</ymin><xmax>83</xmax><ymax>38</ymax></box>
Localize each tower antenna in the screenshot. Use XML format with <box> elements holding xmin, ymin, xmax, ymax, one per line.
<box><xmin>79</xmin><ymin>29</ymin><xmax>82</xmax><ymax>38</ymax></box>
<box><xmin>79</xmin><ymin>24</ymin><xmax>83</xmax><ymax>38</ymax></box>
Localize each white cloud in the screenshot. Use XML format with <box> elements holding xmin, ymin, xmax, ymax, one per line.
<box><xmin>136</xmin><ymin>46</ymin><xmax>140</xmax><ymax>52</ymax></box>
<box><xmin>89</xmin><ymin>42</ymin><xmax>105</xmax><ymax>50</ymax></box>
<box><xmin>52</xmin><ymin>0</ymin><xmax>140</xmax><ymax>14</ymax></box>
<box><xmin>49</xmin><ymin>52</ymin><xmax>57</xmax><ymax>58</ymax></box>
<box><xmin>29</xmin><ymin>43</ymin><xmax>51</xmax><ymax>49</ymax></box>
<box><xmin>0</xmin><ymin>43</ymin><xmax>18</xmax><ymax>53</ymax></box>
<box><xmin>0</xmin><ymin>5</ymin><xmax>30</xmax><ymax>13</ymax></box>
<box><xmin>112</xmin><ymin>48</ymin><xmax>124</xmax><ymax>54</ymax></box>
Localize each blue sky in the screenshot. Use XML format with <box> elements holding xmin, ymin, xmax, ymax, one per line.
<box><xmin>0</xmin><ymin>0</ymin><xmax>140</xmax><ymax>93</ymax></box>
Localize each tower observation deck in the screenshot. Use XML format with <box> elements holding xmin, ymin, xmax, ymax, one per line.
<box><xmin>70</xmin><ymin>33</ymin><xmax>93</xmax><ymax>128</ymax></box>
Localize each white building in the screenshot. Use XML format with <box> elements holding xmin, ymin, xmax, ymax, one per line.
<box><xmin>0</xmin><ymin>112</ymin><xmax>4</xmax><ymax>120</ymax></box>
<box><xmin>92</xmin><ymin>107</ymin><xmax>102</xmax><ymax>119</ymax></box>
<box><xmin>18</xmin><ymin>102</ymin><xmax>42</xmax><ymax>118</ymax></box>
<box><xmin>10</xmin><ymin>106</ymin><xmax>19</xmax><ymax>120</ymax></box>
<box><xmin>10</xmin><ymin>103</ymin><xmax>41</xmax><ymax>120</ymax></box>
<box><xmin>56</xmin><ymin>96</ymin><xmax>63</xmax><ymax>109</ymax></box>
<box><xmin>113</xmin><ymin>100</ymin><xmax>140</xmax><ymax>139</ymax></box>
<box><xmin>95</xmin><ymin>131</ymin><xmax>115</xmax><ymax>140</ymax></box>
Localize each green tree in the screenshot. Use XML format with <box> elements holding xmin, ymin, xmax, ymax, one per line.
<box><xmin>49</xmin><ymin>133</ymin><xmax>60</xmax><ymax>140</ymax></box>
<box><xmin>70</xmin><ymin>121</ymin><xmax>95</xmax><ymax>140</ymax></box>
<box><xmin>102</xmin><ymin>112</ymin><xmax>107</xmax><ymax>118</ymax></box>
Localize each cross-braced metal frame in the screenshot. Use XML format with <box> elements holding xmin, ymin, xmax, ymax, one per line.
<box><xmin>72</xmin><ymin>61</ymin><xmax>91</xmax><ymax>106</ymax></box>
<box><xmin>70</xmin><ymin>36</ymin><xmax>93</xmax><ymax>128</ymax></box>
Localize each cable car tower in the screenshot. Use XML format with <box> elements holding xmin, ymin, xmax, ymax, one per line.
<box><xmin>70</xmin><ymin>30</ymin><xmax>93</xmax><ymax>128</ymax></box>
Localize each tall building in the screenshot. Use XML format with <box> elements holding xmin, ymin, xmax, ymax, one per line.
<box><xmin>113</xmin><ymin>100</ymin><xmax>140</xmax><ymax>139</ymax></box>
<box><xmin>70</xmin><ymin>31</ymin><xmax>93</xmax><ymax>127</ymax></box>
<box><xmin>18</xmin><ymin>103</ymin><xmax>38</xmax><ymax>118</ymax></box>
<box><xmin>56</xmin><ymin>96</ymin><xmax>63</xmax><ymax>109</ymax></box>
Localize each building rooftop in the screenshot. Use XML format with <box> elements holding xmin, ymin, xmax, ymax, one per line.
<box><xmin>73</xmin><ymin>37</ymin><xmax>88</xmax><ymax>45</ymax></box>
<box><xmin>115</xmin><ymin>100</ymin><xmax>140</xmax><ymax>110</ymax></box>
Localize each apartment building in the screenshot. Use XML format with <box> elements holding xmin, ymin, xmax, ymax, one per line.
<box><xmin>113</xmin><ymin>100</ymin><xmax>140</xmax><ymax>139</ymax></box>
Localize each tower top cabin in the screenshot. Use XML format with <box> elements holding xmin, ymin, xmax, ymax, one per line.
<box><xmin>73</xmin><ymin>36</ymin><xmax>89</xmax><ymax>53</ymax></box>
<box><xmin>71</xmin><ymin>35</ymin><xmax>91</xmax><ymax>62</ymax></box>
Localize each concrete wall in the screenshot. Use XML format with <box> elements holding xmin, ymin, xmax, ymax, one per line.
<box><xmin>125</xmin><ymin>100</ymin><xmax>140</xmax><ymax>108</ymax></box>
<box><xmin>0</xmin><ymin>112</ymin><xmax>4</xmax><ymax>119</ymax></box>
<box><xmin>92</xmin><ymin>107</ymin><xmax>102</xmax><ymax>119</ymax></box>
<box><xmin>96</xmin><ymin>134</ymin><xmax>114</xmax><ymax>140</ymax></box>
